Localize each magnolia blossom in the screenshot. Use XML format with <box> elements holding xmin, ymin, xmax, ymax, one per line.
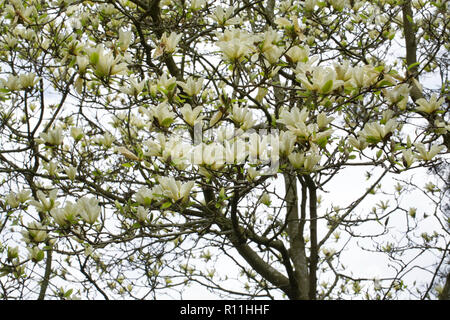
<box><xmin>70</xmin><ymin>127</ymin><xmax>84</xmax><ymax>141</ymax></box>
<box><xmin>153</xmin><ymin>32</ymin><xmax>182</xmax><ymax>58</ymax></box>
<box><xmin>88</xmin><ymin>44</ymin><xmax>128</xmax><ymax>78</ymax></box>
<box><xmin>157</xmin><ymin>73</ymin><xmax>177</xmax><ymax>93</ymax></box>
<box><xmin>118</xmin><ymin>29</ymin><xmax>133</xmax><ymax>51</ymax></box>
<box><xmin>23</xmin><ymin>221</ymin><xmax>47</xmax><ymax>243</ymax></box>
<box><xmin>121</xmin><ymin>76</ymin><xmax>145</xmax><ymax>96</ymax></box>
<box><xmin>39</xmin><ymin>127</ymin><xmax>64</xmax><ymax>145</ymax></box>
<box><xmin>135</xmin><ymin>187</ymin><xmax>155</xmax><ymax>206</ymax></box>
<box><xmin>277</xmin><ymin>107</ymin><xmax>309</xmax><ymax>128</ymax></box>
<box><xmin>51</xmin><ymin>202</ymin><xmax>80</xmax><ymax>226</ymax></box>
<box><xmin>414</xmin><ymin>143</ymin><xmax>445</xmax><ymax>161</ymax></box>
<box><xmin>384</xmin><ymin>84</ymin><xmax>410</xmax><ymax>110</ymax></box>
<box><xmin>286</xmin><ymin>45</ymin><xmax>309</xmax><ymax>63</ymax></box>
<box><xmin>192</xmin><ymin>142</ymin><xmax>226</xmax><ymax>170</ymax></box>
<box><xmin>77</xmin><ymin>197</ymin><xmax>101</xmax><ymax>224</ymax></box>
<box><xmin>211</xmin><ymin>6</ymin><xmax>241</xmax><ymax>25</ymax></box>
<box><xmin>288</xmin><ymin>146</ymin><xmax>321</xmax><ymax>171</ymax></box>
<box><xmin>297</xmin><ymin>67</ymin><xmax>344</xmax><ymax>94</ymax></box>
<box><xmin>402</xmin><ymin>149</ymin><xmax>415</xmax><ymax>168</ymax></box>
<box><xmin>278</xmin><ymin>131</ymin><xmax>296</xmax><ymax>156</ymax></box>
<box><xmin>5</xmin><ymin>192</ymin><xmax>20</xmax><ymax>208</ymax></box>
<box><xmin>180</xmin><ymin>104</ymin><xmax>204</xmax><ymax>126</ymax></box>
<box><xmin>157</xmin><ymin>177</ymin><xmax>195</xmax><ymax>202</ymax></box>
<box><xmin>359</xmin><ymin>119</ymin><xmax>397</xmax><ymax>143</ymax></box>
<box><xmin>348</xmin><ymin>135</ymin><xmax>369</xmax><ymax>151</ymax></box>
<box><xmin>415</xmin><ymin>94</ymin><xmax>444</xmax><ymax>114</ymax></box>
<box><xmin>231</xmin><ymin>105</ymin><xmax>256</xmax><ymax>130</ymax></box>
<box><xmin>216</xmin><ymin>29</ymin><xmax>255</xmax><ymax>61</ymax></box>
<box><xmin>177</xmin><ymin>77</ymin><xmax>203</xmax><ymax>96</ymax></box>
<box><xmin>153</xmin><ymin>102</ymin><xmax>175</xmax><ymax>127</ymax></box>
<box><xmin>29</xmin><ymin>189</ymin><xmax>59</xmax><ymax>213</ymax></box>
<box><xmin>135</xmin><ymin>206</ymin><xmax>148</xmax><ymax>222</ymax></box>
<box><xmin>352</xmin><ymin>66</ymin><xmax>379</xmax><ymax>88</ymax></box>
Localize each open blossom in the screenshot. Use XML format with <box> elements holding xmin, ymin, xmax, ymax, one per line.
<box><xmin>210</xmin><ymin>5</ymin><xmax>242</xmax><ymax>25</ymax></box>
<box><xmin>384</xmin><ymin>84</ymin><xmax>410</xmax><ymax>110</ymax></box>
<box><xmin>135</xmin><ymin>187</ymin><xmax>155</xmax><ymax>206</ymax></box>
<box><xmin>77</xmin><ymin>197</ymin><xmax>101</xmax><ymax>224</ymax></box>
<box><xmin>359</xmin><ymin>119</ymin><xmax>397</xmax><ymax>143</ymax></box>
<box><xmin>153</xmin><ymin>32</ymin><xmax>182</xmax><ymax>58</ymax></box>
<box><xmin>23</xmin><ymin>221</ymin><xmax>47</xmax><ymax>243</ymax></box>
<box><xmin>415</xmin><ymin>94</ymin><xmax>444</xmax><ymax>114</ymax></box>
<box><xmin>286</xmin><ymin>45</ymin><xmax>309</xmax><ymax>63</ymax></box>
<box><xmin>231</xmin><ymin>105</ymin><xmax>256</xmax><ymax>130</ymax></box>
<box><xmin>121</xmin><ymin>76</ymin><xmax>146</xmax><ymax>96</ymax></box>
<box><xmin>180</xmin><ymin>104</ymin><xmax>204</xmax><ymax>126</ymax></box>
<box><xmin>277</xmin><ymin>107</ymin><xmax>309</xmax><ymax>128</ymax></box>
<box><xmin>153</xmin><ymin>102</ymin><xmax>175</xmax><ymax>127</ymax></box>
<box><xmin>216</xmin><ymin>29</ymin><xmax>255</xmax><ymax>61</ymax></box>
<box><xmin>348</xmin><ymin>135</ymin><xmax>369</xmax><ymax>151</ymax></box>
<box><xmin>414</xmin><ymin>143</ymin><xmax>445</xmax><ymax>161</ymax></box>
<box><xmin>39</xmin><ymin>127</ymin><xmax>64</xmax><ymax>145</ymax></box>
<box><xmin>297</xmin><ymin>66</ymin><xmax>344</xmax><ymax>94</ymax></box>
<box><xmin>177</xmin><ymin>77</ymin><xmax>204</xmax><ymax>96</ymax></box>
<box><xmin>157</xmin><ymin>177</ymin><xmax>195</xmax><ymax>202</ymax></box>
<box><xmin>87</xmin><ymin>44</ymin><xmax>128</xmax><ymax>78</ymax></box>
<box><xmin>118</xmin><ymin>29</ymin><xmax>133</xmax><ymax>51</ymax></box>
<box><xmin>29</xmin><ymin>189</ymin><xmax>59</xmax><ymax>213</ymax></box>
<box><xmin>50</xmin><ymin>201</ymin><xmax>79</xmax><ymax>226</ymax></box>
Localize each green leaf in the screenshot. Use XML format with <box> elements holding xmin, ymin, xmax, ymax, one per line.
<box><xmin>121</xmin><ymin>163</ymin><xmax>132</xmax><ymax>168</ymax></box>
<box><xmin>321</xmin><ymin>79</ymin><xmax>333</xmax><ymax>94</ymax></box>
<box><xmin>407</xmin><ymin>62</ymin><xmax>420</xmax><ymax>71</ymax></box>
<box><xmin>161</xmin><ymin>202</ymin><xmax>172</xmax><ymax>209</ymax></box>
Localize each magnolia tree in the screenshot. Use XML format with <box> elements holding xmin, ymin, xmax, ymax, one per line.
<box><xmin>0</xmin><ymin>0</ymin><xmax>449</xmax><ymax>300</ymax></box>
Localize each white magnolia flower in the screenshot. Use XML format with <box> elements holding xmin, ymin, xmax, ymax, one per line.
<box><xmin>402</xmin><ymin>149</ymin><xmax>415</xmax><ymax>168</ymax></box>
<box><xmin>76</xmin><ymin>55</ymin><xmax>89</xmax><ymax>73</ymax></box>
<box><xmin>157</xmin><ymin>73</ymin><xmax>177</xmax><ymax>93</ymax></box>
<box><xmin>135</xmin><ymin>206</ymin><xmax>148</xmax><ymax>222</ymax></box>
<box><xmin>177</xmin><ymin>77</ymin><xmax>203</xmax><ymax>96</ymax></box>
<box><xmin>38</xmin><ymin>127</ymin><xmax>64</xmax><ymax>146</ymax></box>
<box><xmin>216</xmin><ymin>29</ymin><xmax>255</xmax><ymax>61</ymax></box>
<box><xmin>384</xmin><ymin>84</ymin><xmax>410</xmax><ymax>110</ymax></box>
<box><xmin>5</xmin><ymin>192</ymin><xmax>20</xmax><ymax>208</ymax></box>
<box><xmin>153</xmin><ymin>102</ymin><xmax>175</xmax><ymax>127</ymax></box>
<box><xmin>277</xmin><ymin>107</ymin><xmax>309</xmax><ymax>128</ymax></box>
<box><xmin>348</xmin><ymin>135</ymin><xmax>368</xmax><ymax>151</ymax></box>
<box><xmin>29</xmin><ymin>189</ymin><xmax>59</xmax><ymax>213</ymax></box>
<box><xmin>231</xmin><ymin>105</ymin><xmax>256</xmax><ymax>130</ymax></box>
<box><xmin>23</xmin><ymin>221</ymin><xmax>47</xmax><ymax>243</ymax></box>
<box><xmin>118</xmin><ymin>29</ymin><xmax>133</xmax><ymax>51</ymax></box>
<box><xmin>297</xmin><ymin>66</ymin><xmax>344</xmax><ymax>94</ymax></box>
<box><xmin>135</xmin><ymin>187</ymin><xmax>155</xmax><ymax>206</ymax></box>
<box><xmin>153</xmin><ymin>32</ymin><xmax>182</xmax><ymax>58</ymax></box>
<box><xmin>286</xmin><ymin>45</ymin><xmax>309</xmax><ymax>63</ymax></box>
<box><xmin>88</xmin><ymin>44</ymin><xmax>128</xmax><ymax>78</ymax></box>
<box><xmin>415</xmin><ymin>94</ymin><xmax>444</xmax><ymax>114</ymax></box>
<box><xmin>77</xmin><ymin>197</ymin><xmax>101</xmax><ymax>224</ymax></box>
<box><xmin>360</xmin><ymin>119</ymin><xmax>397</xmax><ymax>143</ymax></box>
<box><xmin>278</xmin><ymin>131</ymin><xmax>296</xmax><ymax>156</ymax></box>
<box><xmin>16</xmin><ymin>190</ymin><xmax>31</xmax><ymax>203</ymax></box>
<box><xmin>70</xmin><ymin>127</ymin><xmax>84</xmax><ymax>141</ymax></box>
<box><xmin>260</xmin><ymin>192</ymin><xmax>271</xmax><ymax>206</ymax></box>
<box><xmin>317</xmin><ymin>112</ymin><xmax>334</xmax><ymax>129</ymax></box>
<box><xmin>414</xmin><ymin>143</ymin><xmax>445</xmax><ymax>161</ymax></box>
<box><xmin>157</xmin><ymin>177</ymin><xmax>195</xmax><ymax>202</ymax></box>
<box><xmin>28</xmin><ymin>246</ymin><xmax>45</xmax><ymax>262</ymax></box>
<box><xmin>121</xmin><ymin>76</ymin><xmax>146</xmax><ymax>96</ymax></box>
<box><xmin>180</xmin><ymin>104</ymin><xmax>204</xmax><ymax>126</ymax></box>
<box><xmin>211</xmin><ymin>6</ymin><xmax>241</xmax><ymax>25</ymax></box>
